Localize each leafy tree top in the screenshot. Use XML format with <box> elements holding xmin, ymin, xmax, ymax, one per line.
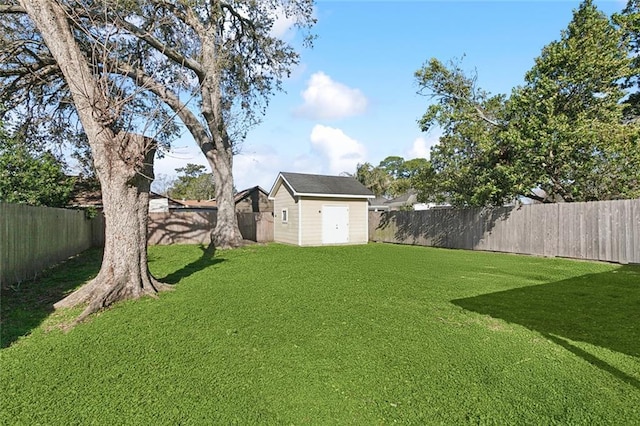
<box><xmin>167</xmin><ymin>163</ymin><xmax>216</xmax><ymax>201</ymax></box>
<box><xmin>0</xmin><ymin>126</ymin><xmax>75</xmax><ymax>207</ymax></box>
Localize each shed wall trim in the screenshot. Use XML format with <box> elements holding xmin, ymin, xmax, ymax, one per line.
<box><xmin>298</xmin><ymin>197</ymin><xmax>303</xmax><ymax>246</ymax></box>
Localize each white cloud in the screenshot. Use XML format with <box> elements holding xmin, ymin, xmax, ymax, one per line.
<box><xmin>407</xmin><ymin>133</ymin><xmax>441</xmax><ymax>160</ymax></box>
<box><xmin>310</xmin><ymin>125</ymin><xmax>366</xmax><ymax>175</ymax></box>
<box><xmin>233</xmin><ymin>146</ymin><xmax>283</xmax><ymax>191</ymax></box>
<box><xmin>296</xmin><ymin>72</ymin><xmax>368</xmax><ymax>120</ymax></box>
<box><xmin>408</xmin><ymin>136</ymin><xmax>430</xmax><ymax>160</ymax></box>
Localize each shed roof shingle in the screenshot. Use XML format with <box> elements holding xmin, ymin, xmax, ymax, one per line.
<box><xmin>278</xmin><ymin>172</ymin><xmax>374</xmax><ymax>197</ymax></box>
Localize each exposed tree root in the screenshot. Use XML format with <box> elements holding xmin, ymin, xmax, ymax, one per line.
<box><xmin>55</xmin><ymin>270</ymin><xmax>171</xmax><ymax>326</ymax></box>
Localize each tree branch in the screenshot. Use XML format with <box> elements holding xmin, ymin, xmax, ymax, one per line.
<box><xmin>109</xmin><ymin>14</ymin><xmax>204</xmax><ymax>78</ymax></box>
<box><xmin>115</xmin><ymin>61</ymin><xmax>211</xmax><ymax>148</ymax></box>
<box><xmin>0</xmin><ymin>5</ymin><xmax>26</xmax><ymax>14</ymax></box>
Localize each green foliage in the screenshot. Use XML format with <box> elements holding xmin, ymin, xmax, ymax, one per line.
<box><xmin>167</xmin><ymin>163</ymin><xmax>215</xmax><ymax>200</ymax></box>
<box><xmin>415</xmin><ymin>0</ymin><xmax>640</xmax><ymax>206</ymax></box>
<box><xmin>507</xmin><ymin>0</ymin><xmax>639</xmax><ymax>202</ymax></box>
<box><xmin>355</xmin><ymin>162</ymin><xmax>391</xmax><ymax>197</ymax></box>
<box><xmin>614</xmin><ymin>0</ymin><xmax>640</xmax><ymax>120</ymax></box>
<box><xmin>1</xmin><ymin>244</ymin><xmax>639</xmax><ymax>423</ymax></box>
<box><xmin>0</xmin><ymin>129</ymin><xmax>74</xmax><ymax>207</ymax></box>
<box><xmin>83</xmin><ymin>206</ymin><xmax>98</xmax><ymax>220</ymax></box>
<box><xmin>355</xmin><ymin>156</ymin><xmax>430</xmax><ymax>198</ymax></box>
<box><xmin>415</xmin><ymin>58</ymin><xmax>512</xmax><ymax>206</ymax></box>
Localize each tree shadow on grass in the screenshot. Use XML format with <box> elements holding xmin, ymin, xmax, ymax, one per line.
<box><xmin>155</xmin><ymin>243</ymin><xmax>225</xmax><ymax>284</ymax></box>
<box><xmin>0</xmin><ymin>248</ymin><xmax>103</xmax><ymax>349</ymax></box>
<box><xmin>452</xmin><ymin>264</ymin><xmax>640</xmax><ymax>388</ymax></box>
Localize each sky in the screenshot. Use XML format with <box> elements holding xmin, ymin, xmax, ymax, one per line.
<box><xmin>151</xmin><ymin>0</ymin><xmax>627</xmax><ymax>194</ymax></box>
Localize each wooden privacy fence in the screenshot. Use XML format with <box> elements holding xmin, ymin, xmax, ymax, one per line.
<box><xmin>148</xmin><ymin>211</ymin><xmax>274</xmax><ymax>245</ymax></box>
<box><xmin>1</xmin><ymin>202</ymin><xmax>104</xmax><ymax>286</ymax></box>
<box><xmin>369</xmin><ymin>199</ymin><xmax>640</xmax><ymax>264</ymax></box>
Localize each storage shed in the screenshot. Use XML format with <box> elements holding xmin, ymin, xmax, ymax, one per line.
<box><xmin>268</xmin><ymin>172</ymin><xmax>375</xmax><ymax>246</ymax></box>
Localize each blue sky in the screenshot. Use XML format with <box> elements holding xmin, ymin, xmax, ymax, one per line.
<box><xmin>152</xmin><ymin>0</ymin><xmax>627</xmax><ymax>192</ymax></box>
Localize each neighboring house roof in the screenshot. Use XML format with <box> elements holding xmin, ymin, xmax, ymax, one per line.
<box><xmin>385</xmin><ymin>190</ymin><xmax>418</xmax><ymax>209</ymax></box>
<box><xmin>269</xmin><ymin>172</ymin><xmax>375</xmax><ymax>199</ymax></box>
<box><xmin>71</xmin><ymin>181</ymin><xmax>269</xmax><ymax>211</ymax></box>
<box><xmin>368</xmin><ymin>196</ymin><xmax>391</xmax><ymax>211</ymax></box>
<box><xmin>234</xmin><ymin>186</ymin><xmax>269</xmax><ymax>203</ymax></box>
<box><xmin>173</xmin><ymin>186</ymin><xmax>272</xmax><ymax>209</ymax></box>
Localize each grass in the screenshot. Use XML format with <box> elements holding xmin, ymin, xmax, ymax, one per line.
<box><xmin>1</xmin><ymin>243</ymin><xmax>639</xmax><ymax>424</ymax></box>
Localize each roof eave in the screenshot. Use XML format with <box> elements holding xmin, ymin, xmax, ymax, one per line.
<box><xmin>292</xmin><ymin>192</ymin><xmax>375</xmax><ymax>199</ymax></box>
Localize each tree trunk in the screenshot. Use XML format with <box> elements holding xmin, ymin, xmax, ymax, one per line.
<box><xmin>54</xmin><ymin>134</ymin><xmax>169</xmax><ymax>321</ymax></box>
<box><xmin>204</xmin><ymin>142</ymin><xmax>244</xmax><ymax>249</ymax></box>
<box><xmin>194</xmin><ymin>29</ymin><xmax>244</xmax><ymax>249</ymax></box>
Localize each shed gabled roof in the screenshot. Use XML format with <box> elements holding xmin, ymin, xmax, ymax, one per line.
<box><xmin>269</xmin><ymin>172</ymin><xmax>375</xmax><ymax>199</ymax></box>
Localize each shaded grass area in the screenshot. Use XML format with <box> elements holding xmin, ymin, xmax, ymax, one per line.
<box><xmin>1</xmin><ymin>243</ymin><xmax>639</xmax><ymax>424</ymax></box>
<box><xmin>0</xmin><ymin>248</ymin><xmax>102</xmax><ymax>348</ymax></box>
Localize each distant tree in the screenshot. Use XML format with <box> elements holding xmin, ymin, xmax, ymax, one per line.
<box><xmin>0</xmin><ymin>127</ymin><xmax>74</xmax><ymax>207</ymax></box>
<box><xmin>409</xmin><ymin>161</ymin><xmax>439</xmax><ymax>204</ymax></box>
<box><xmin>378</xmin><ymin>156</ymin><xmax>407</xmax><ymax>180</ymax></box>
<box><xmin>355</xmin><ymin>162</ymin><xmax>391</xmax><ymax>197</ymax></box>
<box><xmin>392</xmin><ymin>157</ymin><xmax>429</xmax><ymax>196</ymax></box>
<box><xmin>167</xmin><ymin>164</ymin><xmax>215</xmax><ymax>201</ymax></box>
<box><xmin>355</xmin><ymin>156</ymin><xmax>430</xmax><ymax>198</ymax></box>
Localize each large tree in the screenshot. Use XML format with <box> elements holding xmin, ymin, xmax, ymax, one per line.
<box><xmin>415</xmin><ymin>0</ymin><xmax>640</xmax><ymax>206</ymax></box>
<box><xmin>0</xmin><ymin>0</ymin><xmax>314</xmax><ymax>319</ymax></box>
<box><xmin>415</xmin><ymin>58</ymin><xmax>512</xmax><ymax>206</ymax></box>
<box><xmin>2</xmin><ymin>0</ymin><xmax>170</xmax><ymax>321</ymax></box>
<box><xmin>507</xmin><ymin>0</ymin><xmax>639</xmax><ymax>202</ymax></box>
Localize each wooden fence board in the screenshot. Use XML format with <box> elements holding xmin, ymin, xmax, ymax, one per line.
<box><xmin>1</xmin><ymin>202</ymin><xmax>103</xmax><ymax>286</ymax></box>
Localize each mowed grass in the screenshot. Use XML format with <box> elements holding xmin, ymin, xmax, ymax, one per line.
<box><xmin>1</xmin><ymin>243</ymin><xmax>639</xmax><ymax>424</ymax></box>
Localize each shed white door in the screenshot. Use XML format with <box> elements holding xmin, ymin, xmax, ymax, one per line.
<box><xmin>322</xmin><ymin>205</ymin><xmax>349</xmax><ymax>244</ymax></box>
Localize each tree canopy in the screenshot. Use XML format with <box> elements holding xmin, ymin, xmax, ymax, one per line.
<box><xmin>354</xmin><ymin>156</ymin><xmax>429</xmax><ymax>198</ymax></box>
<box><xmin>167</xmin><ymin>164</ymin><xmax>216</xmax><ymax>201</ymax></box>
<box><xmin>415</xmin><ymin>0</ymin><xmax>640</xmax><ymax>206</ymax></box>
<box><xmin>0</xmin><ymin>126</ymin><xmax>74</xmax><ymax>207</ymax></box>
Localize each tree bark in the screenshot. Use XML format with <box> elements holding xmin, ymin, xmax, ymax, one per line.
<box><xmin>19</xmin><ymin>0</ymin><xmax>168</xmax><ymax>320</ymax></box>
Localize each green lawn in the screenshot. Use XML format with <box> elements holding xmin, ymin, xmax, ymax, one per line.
<box><xmin>1</xmin><ymin>243</ymin><xmax>639</xmax><ymax>424</ymax></box>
